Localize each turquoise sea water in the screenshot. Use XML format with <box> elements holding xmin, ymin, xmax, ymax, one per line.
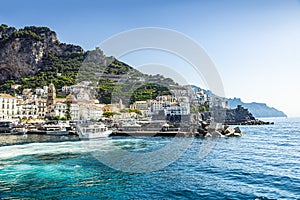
<box><xmin>0</xmin><ymin>118</ymin><xmax>299</xmax><ymax>199</ymax></box>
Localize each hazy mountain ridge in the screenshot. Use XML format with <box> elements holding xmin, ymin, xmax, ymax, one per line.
<box><xmin>228</xmin><ymin>98</ymin><xmax>287</xmax><ymax>118</ymax></box>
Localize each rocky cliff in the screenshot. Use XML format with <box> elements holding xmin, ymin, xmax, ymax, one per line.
<box><xmin>0</xmin><ymin>24</ymin><xmax>83</xmax><ymax>82</ymax></box>
<box><xmin>225</xmin><ymin>105</ymin><xmax>255</xmax><ymax>123</ymax></box>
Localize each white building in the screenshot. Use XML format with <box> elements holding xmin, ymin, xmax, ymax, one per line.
<box><xmin>47</xmin><ymin>92</ymin><xmax>104</xmax><ymax>121</ymax></box>
<box><xmin>76</xmin><ymin>103</ymin><xmax>103</xmax><ymax>121</ymax></box>
<box><xmin>35</xmin><ymin>87</ymin><xmax>47</xmax><ymax>97</ymax></box>
<box><xmin>70</xmin><ymin>103</ymin><xmax>80</xmax><ymax>120</ymax></box>
<box><xmin>149</xmin><ymin>100</ymin><xmax>165</xmax><ymax>114</ymax></box>
<box><xmin>165</xmin><ymin>106</ymin><xmax>182</xmax><ymax>116</ymax></box>
<box><xmin>0</xmin><ymin>94</ymin><xmax>17</xmax><ymax>120</ymax></box>
<box><xmin>156</xmin><ymin>95</ymin><xmax>176</xmax><ymax>103</ymax></box>
<box><xmin>15</xmin><ymin>96</ymin><xmax>47</xmax><ymax>120</ymax></box>
<box><xmin>164</xmin><ymin>104</ymin><xmax>190</xmax><ymax>116</ymax></box>
<box><xmin>53</xmin><ymin>102</ymin><xmax>68</xmax><ymax>118</ymax></box>
<box><xmin>87</xmin><ymin>105</ymin><xmax>103</xmax><ymax>121</ymax></box>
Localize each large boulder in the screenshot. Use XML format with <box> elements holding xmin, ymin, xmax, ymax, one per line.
<box><xmin>211</xmin><ymin>130</ymin><xmax>223</xmax><ymax>137</ymax></box>
<box><xmin>223</xmin><ymin>126</ymin><xmax>243</xmax><ymax>137</ymax></box>
<box><xmin>223</xmin><ymin>125</ymin><xmax>230</xmax><ymax>130</ymax></box>
<box><xmin>204</xmin><ymin>133</ymin><xmax>212</xmax><ymax>138</ymax></box>
<box><xmin>233</xmin><ymin>132</ymin><xmax>243</xmax><ymax>137</ymax></box>
<box><xmin>224</xmin><ymin>127</ymin><xmax>235</xmax><ymax>135</ymax></box>
<box><xmin>233</xmin><ymin>126</ymin><xmax>241</xmax><ymax>133</ymax></box>
<box><xmin>201</xmin><ymin>121</ymin><xmax>209</xmax><ymax>130</ymax></box>
<box><xmin>196</xmin><ymin>128</ymin><xmax>208</xmax><ymax>137</ymax></box>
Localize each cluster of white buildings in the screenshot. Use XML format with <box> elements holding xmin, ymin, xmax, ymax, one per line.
<box><xmin>0</xmin><ymin>92</ymin><xmax>47</xmax><ymax>121</ymax></box>
<box><xmin>130</xmin><ymin>95</ymin><xmax>190</xmax><ymax>116</ymax></box>
<box><xmin>0</xmin><ymin>83</ymin><xmax>105</xmax><ymax>121</ymax></box>
<box><xmin>0</xmin><ymin>82</ymin><xmax>215</xmax><ymax>122</ymax></box>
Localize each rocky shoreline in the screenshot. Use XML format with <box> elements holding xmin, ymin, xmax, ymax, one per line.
<box><xmin>196</xmin><ymin>121</ymin><xmax>243</xmax><ymax>138</ymax></box>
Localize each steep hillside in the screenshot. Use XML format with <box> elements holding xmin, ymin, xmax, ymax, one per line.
<box><xmin>0</xmin><ymin>25</ymin><xmax>178</xmax><ymax>104</ymax></box>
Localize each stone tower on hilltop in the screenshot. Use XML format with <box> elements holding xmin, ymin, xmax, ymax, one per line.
<box><xmin>47</xmin><ymin>83</ymin><xmax>56</xmax><ymax>106</ymax></box>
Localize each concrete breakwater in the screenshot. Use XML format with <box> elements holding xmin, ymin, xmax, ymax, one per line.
<box><xmin>224</xmin><ymin>119</ymin><xmax>275</xmax><ymax>125</ymax></box>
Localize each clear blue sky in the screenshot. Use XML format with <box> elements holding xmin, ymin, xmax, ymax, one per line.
<box><xmin>1</xmin><ymin>0</ymin><xmax>300</xmax><ymax>116</ymax></box>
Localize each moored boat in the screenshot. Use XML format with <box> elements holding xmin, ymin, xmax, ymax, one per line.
<box><xmin>0</xmin><ymin>121</ymin><xmax>26</xmax><ymax>135</ymax></box>
<box><xmin>76</xmin><ymin>123</ymin><xmax>112</xmax><ymax>139</ymax></box>
<box><xmin>0</xmin><ymin>121</ymin><xmax>12</xmax><ymax>133</ymax></box>
<box><xmin>42</xmin><ymin>124</ymin><xmax>69</xmax><ymax>135</ymax></box>
<box><xmin>11</xmin><ymin>126</ymin><xmax>26</xmax><ymax>135</ymax></box>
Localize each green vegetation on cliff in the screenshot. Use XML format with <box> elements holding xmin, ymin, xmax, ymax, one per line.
<box><xmin>0</xmin><ymin>25</ymin><xmax>53</xmax><ymax>42</ymax></box>
<box><xmin>97</xmin><ymin>80</ymin><xmax>171</xmax><ymax>105</ymax></box>
<box><xmin>0</xmin><ymin>46</ymin><xmax>139</xmax><ymax>95</ymax></box>
<box><xmin>0</xmin><ymin>24</ymin><xmax>8</xmax><ymax>31</ymax></box>
<box><xmin>12</xmin><ymin>29</ymin><xmax>42</xmax><ymax>41</ymax></box>
<box><xmin>0</xmin><ymin>25</ymin><xmax>178</xmax><ymax>106</ymax></box>
<box><xmin>130</xmin><ymin>83</ymin><xmax>171</xmax><ymax>103</ymax></box>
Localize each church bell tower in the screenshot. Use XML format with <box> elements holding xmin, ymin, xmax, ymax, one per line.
<box><xmin>47</xmin><ymin>83</ymin><xmax>56</xmax><ymax>106</ymax></box>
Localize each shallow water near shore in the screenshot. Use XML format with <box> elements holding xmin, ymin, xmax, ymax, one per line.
<box><xmin>0</xmin><ymin>118</ymin><xmax>299</xmax><ymax>199</ymax></box>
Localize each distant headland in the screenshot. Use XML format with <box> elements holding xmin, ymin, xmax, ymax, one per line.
<box><xmin>228</xmin><ymin>98</ymin><xmax>287</xmax><ymax>118</ymax></box>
